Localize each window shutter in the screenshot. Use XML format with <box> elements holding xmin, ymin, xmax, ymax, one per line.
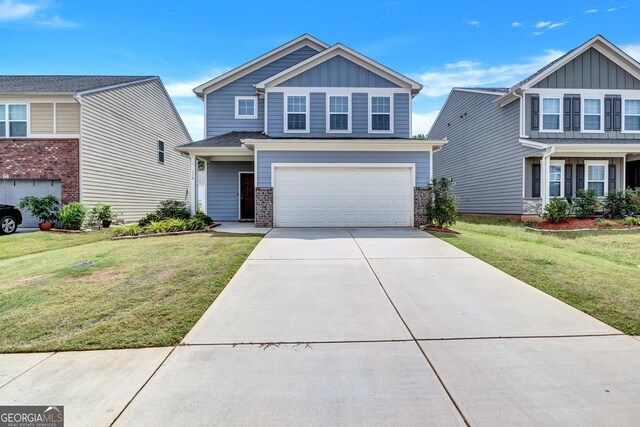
<box><xmin>576</xmin><ymin>164</ymin><xmax>585</xmax><ymax>191</ymax></box>
<box><xmin>532</xmin><ymin>164</ymin><xmax>541</xmax><ymax>198</ymax></box>
<box><xmin>565</xmin><ymin>164</ymin><xmax>573</xmax><ymax>197</ymax></box>
<box><xmin>572</xmin><ymin>96</ymin><xmax>581</xmax><ymax>130</ymax></box>
<box><xmin>531</xmin><ymin>96</ymin><xmax>539</xmax><ymax>130</ymax></box>
<box><xmin>604</xmin><ymin>97</ymin><xmax>613</xmax><ymax>131</ymax></box>
<box><xmin>609</xmin><ymin>164</ymin><xmax>617</xmax><ymax>192</ymax></box>
<box><xmin>613</xmin><ymin>98</ymin><xmax>622</xmax><ymax>131</ymax></box>
<box><xmin>563</xmin><ymin>97</ymin><xmax>572</xmax><ymax>130</ymax></box>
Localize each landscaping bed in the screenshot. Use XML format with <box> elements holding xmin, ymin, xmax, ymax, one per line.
<box><xmin>531</xmin><ymin>218</ymin><xmax>640</xmax><ymax>231</ymax></box>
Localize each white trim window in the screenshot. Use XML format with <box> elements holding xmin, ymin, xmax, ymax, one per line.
<box><xmin>235</xmin><ymin>96</ymin><xmax>258</xmax><ymax>119</ymax></box>
<box><xmin>0</xmin><ymin>104</ymin><xmax>28</xmax><ymax>137</ymax></box>
<box><xmin>158</xmin><ymin>140</ymin><xmax>165</xmax><ymax>164</ymax></box>
<box><xmin>549</xmin><ymin>160</ymin><xmax>565</xmax><ymax>198</ymax></box>
<box><xmin>370</xmin><ymin>95</ymin><xmax>393</xmax><ymax>133</ymax></box>
<box><xmin>623</xmin><ymin>99</ymin><xmax>640</xmax><ymax>132</ymax></box>
<box><xmin>327</xmin><ymin>95</ymin><xmax>350</xmax><ymax>132</ymax></box>
<box><xmin>285</xmin><ymin>95</ymin><xmax>308</xmax><ymax>132</ymax></box>
<box><xmin>541</xmin><ymin>98</ymin><xmax>561</xmax><ymax>131</ymax></box>
<box><xmin>582</xmin><ymin>98</ymin><xmax>603</xmax><ymax>132</ymax></box>
<box><xmin>584</xmin><ymin>160</ymin><xmax>608</xmax><ymax>197</ymax></box>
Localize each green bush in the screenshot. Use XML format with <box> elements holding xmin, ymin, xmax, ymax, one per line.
<box><xmin>112</xmin><ymin>224</ymin><xmax>141</xmax><ymax>237</ymax></box>
<box><xmin>622</xmin><ymin>216</ymin><xmax>640</xmax><ymax>226</ymax></box>
<box><xmin>426</xmin><ymin>177</ymin><xmax>458</xmax><ymax>228</ymax></box>
<box><xmin>603</xmin><ymin>190</ymin><xmax>627</xmax><ymax>219</ymax></box>
<box><xmin>156</xmin><ymin>199</ymin><xmax>190</xmax><ymax>221</ymax></box>
<box><xmin>543</xmin><ymin>197</ymin><xmax>570</xmax><ymax>223</ymax></box>
<box><xmin>18</xmin><ymin>195</ymin><xmax>60</xmax><ymax>223</ymax></box>
<box><xmin>138</xmin><ymin>213</ymin><xmax>160</xmax><ymax>227</ymax></box>
<box><xmin>574</xmin><ymin>188</ymin><xmax>600</xmax><ymax>219</ymax></box>
<box><xmin>59</xmin><ymin>202</ymin><xmax>87</xmax><ymax>230</ymax></box>
<box><xmin>193</xmin><ymin>211</ymin><xmax>214</xmax><ymax>225</ymax></box>
<box><xmin>89</xmin><ymin>202</ymin><xmax>117</xmax><ymax>226</ymax></box>
<box><xmin>164</xmin><ymin>218</ymin><xmax>188</xmax><ymax>232</ymax></box>
<box><xmin>143</xmin><ymin>221</ymin><xmax>167</xmax><ymax>235</ymax></box>
<box><xmin>187</xmin><ymin>217</ymin><xmax>206</xmax><ymax>230</ymax></box>
<box><xmin>625</xmin><ymin>188</ymin><xmax>640</xmax><ymax>215</ymax></box>
<box><xmin>595</xmin><ymin>218</ymin><xmax>614</xmax><ymax>227</ymax></box>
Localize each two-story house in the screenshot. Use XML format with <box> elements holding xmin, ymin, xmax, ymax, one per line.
<box><xmin>178</xmin><ymin>34</ymin><xmax>444</xmax><ymax>227</ymax></box>
<box><xmin>0</xmin><ymin>76</ymin><xmax>191</xmax><ymax>226</ymax></box>
<box><xmin>429</xmin><ymin>35</ymin><xmax>640</xmax><ymax>218</ymax></box>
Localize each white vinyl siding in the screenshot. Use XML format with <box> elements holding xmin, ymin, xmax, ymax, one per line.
<box><xmin>55</xmin><ymin>103</ymin><xmax>80</xmax><ymax>134</ymax></box>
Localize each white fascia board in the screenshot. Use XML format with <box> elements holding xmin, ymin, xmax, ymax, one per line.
<box><xmin>519</xmin><ymin>138</ymin><xmax>550</xmax><ymax>150</ymax></box>
<box><xmin>551</xmin><ymin>143</ymin><xmax>640</xmax><ymax>155</ymax></box>
<box><xmin>241</xmin><ymin>139</ymin><xmax>445</xmax><ymax>152</ymax></box>
<box><xmin>194</xmin><ymin>34</ymin><xmax>329</xmax><ymax>97</ymax></box>
<box><xmin>255</xmin><ymin>44</ymin><xmax>422</xmax><ymax>93</ymax></box>
<box><xmin>75</xmin><ymin>77</ymin><xmax>159</xmax><ymax>97</ymax></box>
<box><xmin>174</xmin><ymin>146</ymin><xmax>252</xmax><ymax>156</ymax></box>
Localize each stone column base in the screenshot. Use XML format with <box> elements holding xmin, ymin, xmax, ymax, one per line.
<box><xmin>523</xmin><ymin>198</ymin><xmax>543</xmax><ymax>215</ymax></box>
<box><xmin>255</xmin><ymin>187</ymin><xmax>273</xmax><ymax>228</ymax></box>
<box><xmin>414</xmin><ymin>187</ymin><xmax>431</xmax><ymax>226</ymax></box>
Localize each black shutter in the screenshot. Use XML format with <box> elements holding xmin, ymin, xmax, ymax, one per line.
<box><xmin>565</xmin><ymin>164</ymin><xmax>573</xmax><ymax>197</ymax></box>
<box><xmin>609</xmin><ymin>164</ymin><xmax>617</xmax><ymax>192</ymax></box>
<box><xmin>532</xmin><ymin>164</ymin><xmax>541</xmax><ymax>198</ymax></box>
<box><xmin>577</xmin><ymin>164</ymin><xmax>585</xmax><ymax>192</ymax></box>
<box><xmin>613</xmin><ymin>98</ymin><xmax>622</xmax><ymax>131</ymax></box>
<box><xmin>563</xmin><ymin>97</ymin><xmax>572</xmax><ymax>130</ymax></box>
<box><xmin>572</xmin><ymin>97</ymin><xmax>581</xmax><ymax>130</ymax></box>
<box><xmin>604</xmin><ymin>97</ymin><xmax>613</xmax><ymax>131</ymax></box>
<box><xmin>531</xmin><ymin>96</ymin><xmax>539</xmax><ymax>130</ymax></box>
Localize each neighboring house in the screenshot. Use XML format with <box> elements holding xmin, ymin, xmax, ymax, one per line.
<box><xmin>429</xmin><ymin>35</ymin><xmax>640</xmax><ymax>218</ymax></box>
<box><xmin>0</xmin><ymin>76</ymin><xmax>191</xmax><ymax>226</ymax></box>
<box><xmin>177</xmin><ymin>34</ymin><xmax>444</xmax><ymax>227</ymax></box>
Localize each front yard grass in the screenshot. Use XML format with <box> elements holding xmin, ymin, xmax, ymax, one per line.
<box><xmin>0</xmin><ymin>231</ymin><xmax>261</xmax><ymax>353</ymax></box>
<box><xmin>430</xmin><ymin>216</ymin><xmax>640</xmax><ymax>335</ymax></box>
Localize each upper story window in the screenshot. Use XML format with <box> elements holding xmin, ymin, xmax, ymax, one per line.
<box><xmin>0</xmin><ymin>104</ymin><xmax>27</xmax><ymax>137</ymax></box>
<box><xmin>624</xmin><ymin>99</ymin><xmax>640</xmax><ymax>132</ymax></box>
<box><xmin>158</xmin><ymin>140</ymin><xmax>165</xmax><ymax>164</ymax></box>
<box><xmin>285</xmin><ymin>95</ymin><xmax>308</xmax><ymax>132</ymax></box>
<box><xmin>370</xmin><ymin>96</ymin><xmax>392</xmax><ymax>133</ymax></box>
<box><xmin>583</xmin><ymin>98</ymin><xmax>602</xmax><ymax>132</ymax></box>
<box><xmin>235</xmin><ymin>96</ymin><xmax>258</xmax><ymax>119</ymax></box>
<box><xmin>328</xmin><ymin>95</ymin><xmax>350</xmax><ymax>132</ymax></box>
<box><xmin>585</xmin><ymin>160</ymin><xmax>608</xmax><ymax>197</ymax></box>
<box><xmin>541</xmin><ymin>98</ymin><xmax>561</xmax><ymax>131</ymax></box>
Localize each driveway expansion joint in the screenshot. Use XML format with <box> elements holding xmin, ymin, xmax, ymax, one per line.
<box><xmin>0</xmin><ymin>351</ymin><xmax>56</xmax><ymax>390</ymax></box>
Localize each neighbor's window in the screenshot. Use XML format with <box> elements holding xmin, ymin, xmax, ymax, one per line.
<box><xmin>371</xmin><ymin>96</ymin><xmax>391</xmax><ymax>132</ymax></box>
<box><xmin>585</xmin><ymin>161</ymin><xmax>608</xmax><ymax>197</ymax></box>
<box><xmin>158</xmin><ymin>140</ymin><xmax>165</xmax><ymax>163</ymax></box>
<box><xmin>541</xmin><ymin>98</ymin><xmax>561</xmax><ymax>131</ymax></box>
<box><xmin>583</xmin><ymin>99</ymin><xmax>602</xmax><ymax>131</ymax></box>
<box><xmin>235</xmin><ymin>96</ymin><xmax>257</xmax><ymax>119</ymax></box>
<box><xmin>0</xmin><ymin>104</ymin><xmax>27</xmax><ymax>137</ymax></box>
<box><xmin>549</xmin><ymin>161</ymin><xmax>564</xmax><ymax>197</ymax></box>
<box><xmin>286</xmin><ymin>95</ymin><xmax>307</xmax><ymax>131</ymax></box>
<box><xmin>624</xmin><ymin>99</ymin><xmax>640</xmax><ymax>131</ymax></box>
<box><xmin>328</xmin><ymin>95</ymin><xmax>349</xmax><ymax>131</ymax></box>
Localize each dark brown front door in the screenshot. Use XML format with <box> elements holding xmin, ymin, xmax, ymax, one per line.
<box><xmin>240</xmin><ymin>173</ymin><xmax>255</xmax><ymax>220</ymax></box>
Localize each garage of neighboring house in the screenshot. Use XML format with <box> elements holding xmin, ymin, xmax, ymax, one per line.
<box><xmin>0</xmin><ymin>179</ymin><xmax>62</xmax><ymax>227</ymax></box>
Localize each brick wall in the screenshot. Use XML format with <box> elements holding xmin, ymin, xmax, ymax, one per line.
<box><xmin>0</xmin><ymin>138</ymin><xmax>79</xmax><ymax>204</ymax></box>
<box><xmin>255</xmin><ymin>187</ymin><xmax>273</xmax><ymax>228</ymax></box>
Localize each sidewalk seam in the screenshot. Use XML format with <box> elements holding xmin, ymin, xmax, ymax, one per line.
<box><xmin>0</xmin><ymin>352</ymin><xmax>57</xmax><ymax>390</ymax></box>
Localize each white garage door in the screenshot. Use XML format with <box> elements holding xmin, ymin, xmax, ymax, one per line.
<box><xmin>0</xmin><ymin>179</ymin><xmax>62</xmax><ymax>228</ymax></box>
<box><xmin>273</xmin><ymin>165</ymin><xmax>413</xmax><ymax>227</ymax></box>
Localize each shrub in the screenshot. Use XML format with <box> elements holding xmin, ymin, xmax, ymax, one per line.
<box><xmin>595</xmin><ymin>218</ymin><xmax>614</xmax><ymax>227</ymax></box>
<box><xmin>193</xmin><ymin>211</ymin><xmax>214</xmax><ymax>225</ymax></box>
<box><xmin>603</xmin><ymin>189</ymin><xmax>627</xmax><ymax>219</ymax></box>
<box><xmin>543</xmin><ymin>197</ymin><xmax>570</xmax><ymax>223</ymax></box>
<box><xmin>89</xmin><ymin>202</ymin><xmax>117</xmax><ymax>226</ymax></box>
<box><xmin>59</xmin><ymin>202</ymin><xmax>87</xmax><ymax>230</ymax></box>
<box><xmin>18</xmin><ymin>195</ymin><xmax>60</xmax><ymax>223</ymax></box>
<box><xmin>426</xmin><ymin>177</ymin><xmax>458</xmax><ymax>228</ymax></box>
<box><xmin>138</xmin><ymin>213</ymin><xmax>160</xmax><ymax>227</ymax></box>
<box><xmin>143</xmin><ymin>221</ymin><xmax>167</xmax><ymax>235</ymax></box>
<box><xmin>112</xmin><ymin>224</ymin><xmax>141</xmax><ymax>237</ymax></box>
<box><xmin>156</xmin><ymin>199</ymin><xmax>190</xmax><ymax>221</ymax></box>
<box><xmin>622</xmin><ymin>216</ymin><xmax>640</xmax><ymax>226</ymax></box>
<box><xmin>625</xmin><ymin>188</ymin><xmax>640</xmax><ymax>215</ymax></box>
<box><xmin>164</xmin><ymin>218</ymin><xmax>188</xmax><ymax>232</ymax></box>
<box><xmin>574</xmin><ymin>188</ymin><xmax>600</xmax><ymax>219</ymax></box>
<box><xmin>186</xmin><ymin>217</ymin><xmax>206</xmax><ymax>230</ymax></box>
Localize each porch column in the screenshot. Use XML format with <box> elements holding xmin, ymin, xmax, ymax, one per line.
<box><xmin>540</xmin><ymin>155</ymin><xmax>549</xmax><ymax>207</ymax></box>
<box><xmin>189</xmin><ymin>154</ymin><xmax>197</xmax><ymax>215</ymax></box>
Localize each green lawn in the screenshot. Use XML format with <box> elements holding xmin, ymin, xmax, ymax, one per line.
<box><xmin>430</xmin><ymin>216</ymin><xmax>640</xmax><ymax>335</ymax></box>
<box><xmin>0</xmin><ymin>230</ymin><xmax>262</xmax><ymax>353</ymax></box>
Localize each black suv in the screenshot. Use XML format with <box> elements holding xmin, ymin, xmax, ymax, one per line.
<box><xmin>0</xmin><ymin>204</ymin><xmax>22</xmax><ymax>235</ymax></box>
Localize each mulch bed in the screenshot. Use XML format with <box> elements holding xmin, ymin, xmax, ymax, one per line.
<box><xmin>530</xmin><ymin>218</ymin><xmax>640</xmax><ymax>231</ymax></box>
<box><xmin>424</xmin><ymin>227</ymin><xmax>459</xmax><ymax>234</ymax></box>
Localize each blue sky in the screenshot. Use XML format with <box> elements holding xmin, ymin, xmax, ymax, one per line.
<box><xmin>0</xmin><ymin>0</ymin><xmax>637</xmax><ymax>139</ymax></box>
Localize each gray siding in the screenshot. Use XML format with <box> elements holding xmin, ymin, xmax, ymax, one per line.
<box><xmin>534</xmin><ymin>48</ymin><xmax>640</xmax><ymax>89</ymax></box>
<box><xmin>266</xmin><ymin>91</ymin><xmax>410</xmax><ymax>138</ymax></box>
<box><xmin>277</xmin><ymin>55</ymin><xmax>399</xmax><ymax>88</ymax></box>
<box><xmin>256</xmin><ymin>151</ymin><xmax>430</xmax><ymax>187</ymax></box>
<box><xmin>429</xmin><ymin>90</ymin><xmax>539</xmax><ymax>214</ymax></box>
<box><xmin>80</xmin><ymin>79</ymin><xmax>191</xmax><ymax>222</ymax></box>
<box><xmin>205</xmin><ymin>46</ymin><xmax>320</xmax><ymax>138</ymax></box>
<box><xmin>206</xmin><ymin>161</ymin><xmax>253</xmax><ymax>221</ymax></box>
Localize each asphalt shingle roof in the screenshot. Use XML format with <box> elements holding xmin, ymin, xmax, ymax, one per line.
<box><xmin>0</xmin><ymin>75</ymin><xmax>156</xmax><ymax>94</ymax></box>
<box><xmin>459</xmin><ymin>87</ymin><xmax>509</xmax><ymax>93</ymax></box>
<box><xmin>180</xmin><ymin>131</ymin><xmax>266</xmax><ymax>148</ymax></box>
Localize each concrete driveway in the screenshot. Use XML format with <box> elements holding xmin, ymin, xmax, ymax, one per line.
<box><xmin>2</xmin><ymin>228</ymin><xmax>640</xmax><ymax>426</ymax></box>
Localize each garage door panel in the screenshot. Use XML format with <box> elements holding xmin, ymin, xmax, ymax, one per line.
<box><xmin>0</xmin><ymin>179</ymin><xmax>62</xmax><ymax>228</ymax></box>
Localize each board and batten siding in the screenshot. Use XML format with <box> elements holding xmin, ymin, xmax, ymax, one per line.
<box><xmin>205</xmin><ymin>46</ymin><xmax>320</xmax><ymax>138</ymax></box>
<box><xmin>429</xmin><ymin>90</ymin><xmax>539</xmax><ymax>214</ymax></box>
<box><xmin>206</xmin><ymin>161</ymin><xmax>253</xmax><ymax>221</ymax></box>
<box><xmin>266</xmin><ymin>92</ymin><xmax>410</xmax><ymax>138</ymax></box>
<box><xmin>80</xmin><ymin>79</ymin><xmax>191</xmax><ymax>222</ymax></box>
<box><xmin>256</xmin><ymin>151</ymin><xmax>430</xmax><ymax>187</ymax></box>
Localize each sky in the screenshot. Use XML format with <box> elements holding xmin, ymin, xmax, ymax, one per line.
<box><xmin>0</xmin><ymin>0</ymin><xmax>638</xmax><ymax>140</ymax></box>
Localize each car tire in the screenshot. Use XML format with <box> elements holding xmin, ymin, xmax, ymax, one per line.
<box><xmin>0</xmin><ymin>215</ymin><xmax>18</xmax><ymax>235</ymax></box>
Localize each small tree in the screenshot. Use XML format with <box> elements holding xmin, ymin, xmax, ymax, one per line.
<box><xmin>603</xmin><ymin>190</ymin><xmax>627</xmax><ymax>219</ymax></box>
<box><xmin>18</xmin><ymin>195</ymin><xmax>59</xmax><ymax>224</ymax></box>
<box><xmin>426</xmin><ymin>177</ymin><xmax>458</xmax><ymax>228</ymax></box>
<box><xmin>543</xmin><ymin>197</ymin><xmax>570</xmax><ymax>223</ymax></box>
<box><xmin>574</xmin><ymin>188</ymin><xmax>600</xmax><ymax>219</ymax></box>
<box><xmin>156</xmin><ymin>199</ymin><xmax>190</xmax><ymax>220</ymax></box>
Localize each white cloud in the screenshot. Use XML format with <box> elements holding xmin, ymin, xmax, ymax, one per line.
<box><xmin>0</xmin><ymin>0</ymin><xmax>38</xmax><ymax>21</ymax></box>
<box><xmin>607</xmin><ymin>7</ymin><xmax>624</xmax><ymax>12</ymax></box>
<box><xmin>38</xmin><ymin>15</ymin><xmax>79</xmax><ymax>28</ymax></box>
<box><xmin>583</xmin><ymin>9</ymin><xmax>598</xmax><ymax>14</ymax></box>
<box><xmin>511</xmin><ymin>22</ymin><xmax>522</xmax><ymax>27</ymax></box>
<box><xmin>532</xmin><ymin>31</ymin><xmax>544</xmax><ymax>36</ymax></box>
<box><xmin>414</xmin><ymin>49</ymin><xmax>564</xmax><ymax>97</ymax></box>
<box><xmin>466</xmin><ymin>20</ymin><xmax>480</xmax><ymax>27</ymax></box>
<box><xmin>621</xmin><ymin>43</ymin><xmax>640</xmax><ymax>62</ymax></box>
<box><xmin>0</xmin><ymin>0</ymin><xmax>78</xmax><ymax>27</ymax></box>
<box><xmin>445</xmin><ymin>60</ymin><xmax>481</xmax><ymax>69</ymax></box>
<box><xmin>548</xmin><ymin>21</ymin><xmax>568</xmax><ymax>29</ymax></box>
<box><xmin>412</xmin><ymin>111</ymin><xmax>441</xmax><ymax>136</ymax></box>
<box><xmin>535</xmin><ymin>21</ymin><xmax>551</xmax><ymax>28</ymax></box>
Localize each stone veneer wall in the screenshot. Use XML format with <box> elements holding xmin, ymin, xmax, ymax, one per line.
<box><xmin>523</xmin><ymin>198</ymin><xmax>543</xmax><ymax>215</ymax></box>
<box><xmin>414</xmin><ymin>187</ymin><xmax>431</xmax><ymax>226</ymax></box>
<box><xmin>255</xmin><ymin>187</ymin><xmax>273</xmax><ymax>227</ymax></box>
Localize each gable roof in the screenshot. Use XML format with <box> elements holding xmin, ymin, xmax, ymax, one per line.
<box><xmin>0</xmin><ymin>75</ymin><xmax>156</xmax><ymax>95</ymax></box>
<box><xmin>498</xmin><ymin>34</ymin><xmax>640</xmax><ymax>105</ymax></box>
<box><xmin>255</xmin><ymin>43</ymin><xmax>423</xmax><ymax>95</ymax></box>
<box><xmin>192</xmin><ymin>34</ymin><xmax>329</xmax><ymax>98</ymax></box>
<box><xmin>178</xmin><ymin>131</ymin><xmax>265</xmax><ymax>149</ymax></box>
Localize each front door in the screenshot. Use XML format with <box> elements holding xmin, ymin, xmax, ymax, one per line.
<box><xmin>240</xmin><ymin>173</ymin><xmax>255</xmax><ymax>220</ymax></box>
